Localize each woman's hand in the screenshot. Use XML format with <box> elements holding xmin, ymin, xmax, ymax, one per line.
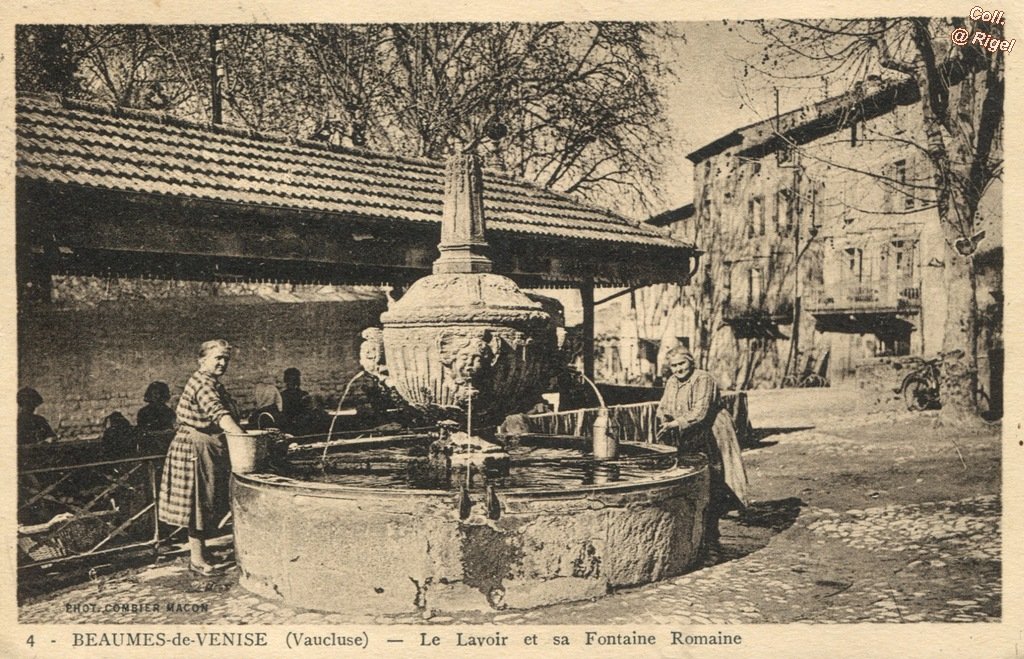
<box><xmin>656</xmin><ymin>419</ymin><xmax>678</xmax><ymax>441</ymax></box>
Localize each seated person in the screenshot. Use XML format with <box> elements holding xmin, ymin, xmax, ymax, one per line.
<box><xmin>292</xmin><ymin>393</ymin><xmax>332</xmax><ymax>439</ymax></box>
<box><xmin>137</xmin><ymin>381</ymin><xmax>175</xmax><ymax>432</ymax></box>
<box><xmin>101</xmin><ymin>411</ymin><xmax>139</xmax><ymax>457</ymax></box>
<box><xmin>279</xmin><ymin>367</ymin><xmax>308</xmax><ymax>434</ymax></box>
<box><xmin>248</xmin><ymin>383</ymin><xmax>283</xmax><ymax>430</ymax></box>
<box><xmin>17</xmin><ymin>387</ymin><xmax>57</xmax><ymax>446</ymax></box>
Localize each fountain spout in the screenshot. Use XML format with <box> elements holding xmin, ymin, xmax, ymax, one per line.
<box><xmin>319</xmin><ymin>370</ymin><xmax>367</xmax><ymax>468</ymax></box>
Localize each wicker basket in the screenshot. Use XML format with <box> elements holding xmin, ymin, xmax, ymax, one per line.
<box><xmin>18</xmin><ymin>510</ymin><xmax>119</xmax><ymax>562</ymax></box>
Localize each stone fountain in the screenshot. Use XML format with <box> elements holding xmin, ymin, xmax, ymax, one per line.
<box><xmin>380</xmin><ymin>152</ymin><xmax>557</xmax><ymax>471</ymax></box>
<box><xmin>230</xmin><ymin>152</ymin><xmax>709</xmax><ymax>615</ymax></box>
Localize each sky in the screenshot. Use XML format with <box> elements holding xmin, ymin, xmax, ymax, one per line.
<box><xmin>655</xmin><ymin>20</ymin><xmax>836</xmax><ymax>214</ymax></box>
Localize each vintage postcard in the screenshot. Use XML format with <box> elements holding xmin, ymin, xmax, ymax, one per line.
<box><xmin>2</xmin><ymin>1</ymin><xmax>1019</xmax><ymax>656</ymax></box>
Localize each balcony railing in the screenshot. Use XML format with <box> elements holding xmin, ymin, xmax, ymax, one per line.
<box><xmin>807</xmin><ymin>280</ymin><xmax>921</xmax><ymax>313</ymax></box>
<box><xmin>723</xmin><ymin>297</ymin><xmax>794</xmax><ymax>322</ymax></box>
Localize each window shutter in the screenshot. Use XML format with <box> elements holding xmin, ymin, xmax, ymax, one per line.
<box><xmin>882</xmin><ymin>162</ymin><xmax>893</xmax><ymax>214</ymax></box>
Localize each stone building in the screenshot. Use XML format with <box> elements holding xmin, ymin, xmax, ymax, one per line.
<box><xmin>621</xmin><ymin>78</ymin><xmax>1001</xmax><ymax>404</ymax></box>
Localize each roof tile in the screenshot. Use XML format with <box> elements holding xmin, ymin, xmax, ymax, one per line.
<box><xmin>17</xmin><ymin>96</ymin><xmax>691</xmax><ymax>250</ymax></box>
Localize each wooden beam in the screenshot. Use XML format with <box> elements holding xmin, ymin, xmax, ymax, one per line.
<box><xmin>595</xmin><ymin>285</ymin><xmax>644</xmax><ymax>307</ymax></box>
<box><xmin>18</xmin><ymin>180</ymin><xmax>698</xmax><ymax>289</ymax></box>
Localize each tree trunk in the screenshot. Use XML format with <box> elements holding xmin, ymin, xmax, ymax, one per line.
<box><xmin>907</xmin><ymin>25</ymin><xmax>984</xmax><ymax>423</ymax></box>
<box><xmin>938</xmin><ymin>237</ymin><xmax>979</xmax><ymax>421</ymax></box>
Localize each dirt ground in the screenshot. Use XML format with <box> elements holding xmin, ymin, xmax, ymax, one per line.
<box><xmin>718</xmin><ymin>389</ymin><xmax>1001</xmax><ymax>623</ymax></box>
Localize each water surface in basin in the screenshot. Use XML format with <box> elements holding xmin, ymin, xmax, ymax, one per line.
<box><xmin>281</xmin><ymin>434</ymin><xmax>696</xmax><ymax>490</ymax></box>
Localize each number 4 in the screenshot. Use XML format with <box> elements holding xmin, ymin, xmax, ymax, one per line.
<box><xmin>25</xmin><ymin>635</ymin><xmax>34</xmax><ymax>647</ymax></box>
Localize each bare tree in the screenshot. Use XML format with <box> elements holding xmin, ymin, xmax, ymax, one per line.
<box><xmin>17</xmin><ymin>25</ymin><xmax>211</xmax><ymax>115</ymax></box>
<box><xmin>280</xmin><ymin>25</ymin><xmax>396</xmax><ymax>148</ymax></box>
<box><xmin>745</xmin><ymin>17</ymin><xmax>1003</xmax><ymax>419</ymax></box>
<box><xmin>304</xmin><ymin>22</ymin><xmax>673</xmax><ymax>213</ymax></box>
<box><xmin>17</xmin><ymin>23</ymin><xmax>674</xmax><ymax>216</ymax></box>
<box><xmin>17</xmin><ymin>25</ymin><xmax>80</xmax><ymax>96</ymax></box>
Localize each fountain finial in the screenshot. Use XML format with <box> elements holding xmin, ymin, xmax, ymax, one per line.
<box><xmin>433</xmin><ymin>152</ymin><xmax>492</xmax><ymax>274</ymax></box>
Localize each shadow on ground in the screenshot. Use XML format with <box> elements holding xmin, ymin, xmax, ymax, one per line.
<box><xmin>711</xmin><ymin>497</ymin><xmax>806</xmax><ymax>566</ymax></box>
<box><xmin>18</xmin><ymin>530</ymin><xmax>233</xmax><ymax>604</ymax></box>
<box><xmin>738</xmin><ymin>497</ymin><xmax>805</xmax><ymax>531</ymax></box>
<box><xmin>748</xmin><ymin>426</ymin><xmax>815</xmax><ymax>445</ymax></box>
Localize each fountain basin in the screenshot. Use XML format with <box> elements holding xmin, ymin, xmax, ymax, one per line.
<box><xmin>231</xmin><ymin>441</ymin><xmax>709</xmax><ymax>615</ymax></box>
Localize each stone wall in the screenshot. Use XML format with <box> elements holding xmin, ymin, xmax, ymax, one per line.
<box><xmin>18</xmin><ymin>293</ymin><xmax>388</xmax><ymax>440</ymax></box>
<box><xmin>849</xmin><ymin>356</ymin><xmax>920</xmax><ymax>408</ymax></box>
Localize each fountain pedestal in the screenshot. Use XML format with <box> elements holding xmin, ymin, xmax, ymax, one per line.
<box><xmin>231</xmin><ymin>446</ymin><xmax>708</xmax><ymax>615</ymax></box>
<box><xmin>380</xmin><ymin>153</ymin><xmax>558</xmax><ymax>432</ymax></box>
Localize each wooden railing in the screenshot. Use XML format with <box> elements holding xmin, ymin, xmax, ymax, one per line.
<box><xmin>519</xmin><ymin>393</ymin><xmax>753</xmax><ymax>446</ymax></box>
<box><xmin>18</xmin><ymin>453</ymin><xmax>172</xmax><ymax>569</ymax></box>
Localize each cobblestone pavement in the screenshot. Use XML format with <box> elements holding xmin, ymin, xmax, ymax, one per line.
<box><xmin>490</xmin><ymin>494</ymin><xmax>1000</xmax><ymax>626</ymax></box>
<box><xmin>19</xmin><ymin>411</ymin><xmax>1001</xmax><ymax>626</ymax></box>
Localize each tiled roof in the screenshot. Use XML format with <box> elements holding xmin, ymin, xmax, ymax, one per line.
<box><xmin>645</xmin><ymin>203</ymin><xmax>694</xmax><ymax>227</ymax></box>
<box><xmin>686</xmin><ymin>77</ymin><xmax>919</xmax><ymax>164</ymax></box>
<box><xmin>17</xmin><ymin>95</ymin><xmax>690</xmax><ymax>251</ymax></box>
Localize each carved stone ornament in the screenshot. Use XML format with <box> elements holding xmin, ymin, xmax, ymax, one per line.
<box><xmin>379</xmin><ymin>152</ymin><xmax>557</xmax><ymax>428</ymax></box>
<box><xmin>438</xmin><ymin>329</ymin><xmax>498</xmax><ymax>393</ymax></box>
<box><xmin>358</xmin><ymin>327</ymin><xmax>388</xmax><ymax>380</ymax></box>
<box><xmin>380</xmin><ymin>273</ymin><xmax>556</xmax><ymax>427</ymax></box>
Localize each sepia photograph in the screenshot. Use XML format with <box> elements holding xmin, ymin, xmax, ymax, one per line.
<box><xmin>6</xmin><ymin>3</ymin><xmax>1012</xmax><ymax>651</ymax></box>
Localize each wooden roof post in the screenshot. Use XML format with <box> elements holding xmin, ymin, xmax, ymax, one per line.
<box><xmin>581</xmin><ymin>276</ymin><xmax>595</xmax><ymax>380</ymax></box>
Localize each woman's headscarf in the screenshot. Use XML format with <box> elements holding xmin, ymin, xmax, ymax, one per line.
<box><xmin>254</xmin><ymin>383</ymin><xmax>283</xmax><ymax>411</ymax></box>
<box><xmin>665</xmin><ymin>346</ymin><xmax>696</xmax><ymax>367</ymax></box>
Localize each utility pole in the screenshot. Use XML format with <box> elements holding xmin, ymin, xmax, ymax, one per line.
<box><xmin>209</xmin><ymin>26</ymin><xmax>223</xmax><ymax>125</ymax></box>
<box><xmin>789</xmin><ymin>164</ymin><xmax>802</xmax><ymax>382</ymax></box>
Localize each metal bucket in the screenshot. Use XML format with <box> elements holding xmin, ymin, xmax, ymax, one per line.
<box><xmin>225</xmin><ymin>430</ymin><xmax>275</xmax><ymax>474</ymax></box>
